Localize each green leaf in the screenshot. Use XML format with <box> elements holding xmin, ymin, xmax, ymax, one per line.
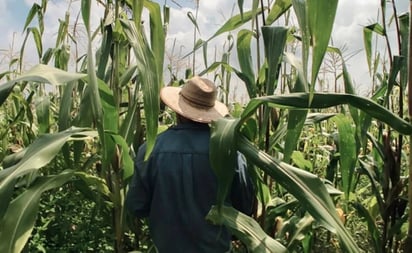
<box><xmin>237</xmin><ymin>29</ymin><xmax>256</xmax><ymax>98</ymax></box>
<box><xmin>399</xmin><ymin>13</ymin><xmax>409</xmax><ymax>88</ymax></box>
<box><xmin>121</xmin><ymin>19</ymin><xmax>159</xmax><ymax>159</ymax></box>
<box><xmin>145</xmin><ymin>0</ymin><xmax>165</xmax><ymax>87</ymax></box>
<box><xmin>81</xmin><ymin>0</ymin><xmax>91</xmax><ymax>34</ymax></box>
<box><xmin>241</xmin><ymin>93</ymin><xmax>412</xmax><ymax>135</ymax></box>
<box><xmin>207</xmin><ymin>205</ymin><xmax>288</xmax><ymax>253</ymax></box>
<box><xmin>363</xmin><ymin>23</ymin><xmax>385</xmax><ymax>74</ymax></box>
<box><xmin>74</xmin><ymin>171</ymin><xmax>111</xmax><ymax>198</ymax></box>
<box><xmin>331</xmin><ymin>114</ymin><xmax>357</xmax><ymax>199</ymax></box>
<box><xmin>56</xmin><ymin>15</ymin><xmax>69</xmax><ymax>48</ymax></box>
<box><xmin>28</xmin><ymin>27</ymin><xmax>43</xmax><ymax>59</ymax></box>
<box><xmin>187</xmin><ymin>11</ymin><xmax>200</xmax><ymax>34</ymax></box>
<box><xmin>304</xmin><ymin>113</ymin><xmax>336</xmax><ymax>125</ymax></box>
<box><xmin>0</xmin><ymin>64</ymin><xmax>86</xmax><ymax>106</ymax></box>
<box><xmin>284</xmin><ymin>109</ymin><xmax>307</xmax><ymax>163</ymax></box>
<box><xmin>110</xmin><ymin>134</ymin><xmax>134</xmax><ymax>181</ymax></box>
<box><xmin>352</xmin><ymin>202</ymin><xmax>382</xmax><ymax>253</ymax></box>
<box><xmin>358</xmin><ymin>159</ymin><xmax>384</xmax><ymax>215</ymax></box>
<box><xmin>291</xmin><ymin>151</ymin><xmax>312</xmax><ymax>170</ymax></box>
<box><xmin>211</xmin><ymin>9</ymin><xmax>261</xmax><ymax>41</ymax></box>
<box><xmin>286</xmin><ymin>214</ymin><xmax>314</xmax><ymax>249</ymax></box>
<box><xmin>262</xmin><ymin>26</ymin><xmax>288</xmax><ymax>96</ymax></box>
<box><xmin>0</xmin><ymin>81</ymin><xmax>15</xmax><ymax>107</ymax></box>
<box><xmin>0</xmin><ymin>171</ymin><xmax>74</xmax><ymax>253</ymax></box>
<box><xmin>266</xmin><ymin>0</ymin><xmax>292</xmax><ymax>25</ymax></box>
<box><xmin>307</xmin><ymin>0</ymin><xmax>338</xmax><ymax>95</ymax></box>
<box><xmin>210</xmin><ymin>118</ymin><xmax>239</xmax><ymax>210</ymax></box>
<box><xmin>58</xmin><ymin>81</ymin><xmax>75</xmax><ymax>132</ymax></box>
<box><xmin>35</xmin><ymin>95</ymin><xmax>50</xmax><ymax>134</ymax></box>
<box><xmin>237</xmin><ymin>136</ymin><xmax>360</xmax><ymax>252</ymax></box>
<box><xmin>363</xmin><ymin>27</ymin><xmax>373</xmax><ymax>74</ymax></box>
<box><xmin>184</xmin><ymin>8</ymin><xmax>263</xmax><ymax>57</ymax></box>
<box><xmin>23</xmin><ymin>3</ymin><xmax>41</xmax><ymax>32</ymax></box>
<box><xmin>0</xmin><ymin>127</ymin><xmax>97</xmax><ymax>220</ymax></box>
<box><xmin>292</xmin><ymin>0</ymin><xmax>310</xmax><ymax>79</ymax></box>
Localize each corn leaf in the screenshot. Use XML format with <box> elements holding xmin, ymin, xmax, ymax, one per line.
<box><xmin>207</xmin><ymin>205</ymin><xmax>287</xmax><ymax>253</ymax></box>
<box><xmin>241</xmin><ymin>93</ymin><xmax>412</xmax><ymax>135</ymax></box>
<box><xmin>145</xmin><ymin>0</ymin><xmax>165</xmax><ymax>87</ymax></box>
<box><xmin>210</xmin><ymin>118</ymin><xmax>239</xmax><ymax>210</ymax></box>
<box><xmin>266</xmin><ymin>0</ymin><xmax>292</xmax><ymax>25</ymax></box>
<box><xmin>331</xmin><ymin>114</ymin><xmax>357</xmax><ymax>199</ymax></box>
<box><xmin>307</xmin><ymin>0</ymin><xmax>338</xmax><ymax>95</ymax></box>
<box><xmin>237</xmin><ymin>29</ymin><xmax>256</xmax><ymax>98</ymax></box>
<box><xmin>121</xmin><ymin>19</ymin><xmax>159</xmax><ymax>159</ymax></box>
<box><xmin>23</xmin><ymin>3</ymin><xmax>41</xmax><ymax>32</ymax></box>
<box><xmin>81</xmin><ymin>0</ymin><xmax>91</xmax><ymax>34</ymax></box>
<box><xmin>34</xmin><ymin>95</ymin><xmax>50</xmax><ymax>134</ymax></box>
<box><xmin>292</xmin><ymin>0</ymin><xmax>310</xmax><ymax>79</ymax></box>
<box><xmin>0</xmin><ymin>171</ymin><xmax>74</xmax><ymax>253</ymax></box>
<box><xmin>237</xmin><ymin>136</ymin><xmax>360</xmax><ymax>252</ymax></box>
<box><xmin>0</xmin><ymin>64</ymin><xmax>86</xmax><ymax>106</ymax></box>
<box><xmin>0</xmin><ymin>127</ymin><xmax>97</xmax><ymax>221</ymax></box>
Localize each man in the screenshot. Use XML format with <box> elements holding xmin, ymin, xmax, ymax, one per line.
<box><xmin>125</xmin><ymin>76</ymin><xmax>254</xmax><ymax>253</ymax></box>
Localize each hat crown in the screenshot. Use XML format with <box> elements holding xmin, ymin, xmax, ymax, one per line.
<box><xmin>180</xmin><ymin>76</ymin><xmax>216</xmax><ymax>108</ymax></box>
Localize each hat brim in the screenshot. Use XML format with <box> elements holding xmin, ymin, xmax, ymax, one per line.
<box><xmin>160</xmin><ymin>86</ymin><xmax>229</xmax><ymax>123</ymax></box>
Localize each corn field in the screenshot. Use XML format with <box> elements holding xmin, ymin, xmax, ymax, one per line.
<box><xmin>0</xmin><ymin>0</ymin><xmax>411</xmax><ymax>252</ymax></box>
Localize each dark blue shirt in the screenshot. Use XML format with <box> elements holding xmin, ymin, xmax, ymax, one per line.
<box><xmin>126</xmin><ymin>122</ymin><xmax>254</xmax><ymax>253</ymax></box>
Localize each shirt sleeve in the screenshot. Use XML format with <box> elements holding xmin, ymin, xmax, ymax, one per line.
<box><xmin>125</xmin><ymin>144</ymin><xmax>151</xmax><ymax>218</ymax></box>
<box><xmin>230</xmin><ymin>152</ymin><xmax>255</xmax><ymax>216</ymax></box>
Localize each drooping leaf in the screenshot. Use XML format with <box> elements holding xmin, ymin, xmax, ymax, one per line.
<box><xmin>0</xmin><ymin>127</ymin><xmax>97</xmax><ymax>219</ymax></box>
<box><xmin>185</xmin><ymin>8</ymin><xmax>263</xmax><ymax>57</ymax></box>
<box><xmin>207</xmin><ymin>205</ymin><xmax>288</xmax><ymax>253</ymax></box>
<box><xmin>23</xmin><ymin>3</ymin><xmax>41</xmax><ymax>32</ymax></box>
<box><xmin>0</xmin><ymin>171</ymin><xmax>74</xmax><ymax>253</ymax></box>
<box><xmin>26</xmin><ymin>27</ymin><xmax>43</xmax><ymax>59</ymax></box>
<box><xmin>237</xmin><ymin>136</ymin><xmax>360</xmax><ymax>252</ymax></box>
<box><xmin>363</xmin><ymin>23</ymin><xmax>385</xmax><ymax>73</ymax></box>
<box><xmin>241</xmin><ymin>93</ymin><xmax>412</xmax><ymax>135</ymax></box>
<box><xmin>266</xmin><ymin>0</ymin><xmax>292</xmax><ymax>25</ymax></box>
<box><xmin>0</xmin><ymin>64</ymin><xmax>86</xmax><ymax>106</ymax></box>
<box><xmin>187</xmin><ymin>11</ymin><xmax>200</xmax><ymax>34</ymax></box>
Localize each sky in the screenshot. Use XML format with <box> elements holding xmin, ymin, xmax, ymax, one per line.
<box><xmin>0</xmin><ymin>0</ymin><xmax>409</xmax><ymax>102</ymax></box>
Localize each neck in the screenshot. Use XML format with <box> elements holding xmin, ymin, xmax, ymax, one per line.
<box><xmin>177</xmin><ymin>114</ymin><xmax>194</xmax><ymax>124</ymax></box>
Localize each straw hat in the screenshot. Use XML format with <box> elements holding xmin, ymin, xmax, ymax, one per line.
<box><xmin>160</xmin><ymin>76</ymin><xmax>229</xmax><ymax>123</ymax></box>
